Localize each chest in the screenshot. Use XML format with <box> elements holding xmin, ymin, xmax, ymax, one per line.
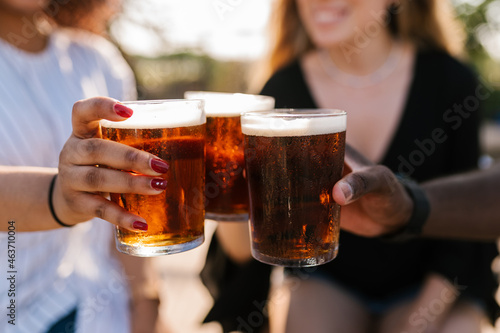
<box><xmin>305</xmin><ymin>71</ymin><xmax>412</xmax><ymax>162</ymax></box>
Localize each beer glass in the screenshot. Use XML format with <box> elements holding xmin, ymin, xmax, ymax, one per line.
<box><xmin>100</xmin><ymin>100</ymin><xmax>206</xmax><ymax>257</ymax></box>
<box><xmin>184</xmin><ymin>91</ymin><xmax>274</xmax><ymax>221</ymax></box>
<box><xmin>242</xmin><ymin>109</ymin><xmax>346</xmax><ymax>267</ymax></box>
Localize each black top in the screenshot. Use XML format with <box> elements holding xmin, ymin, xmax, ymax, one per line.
<box><xmin>260</xmin><ymin>50</ymin><xmax>499</xmax><ymax>319</ymax></box>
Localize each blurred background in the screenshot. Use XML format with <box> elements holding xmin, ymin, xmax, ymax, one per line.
<box><xmin>107</xmin><ymin>0</ymin><xmax>500</xmax><ymax>157</ymax></box>
<box><xmin>104</xmin><ymin>1</ymin><xmax>500</xmax><ymax>332</ymax></box>
<box><xmin>109</xmin><ymin>0</ymin><xmax>270</xmax><ymax>98</ymax></box>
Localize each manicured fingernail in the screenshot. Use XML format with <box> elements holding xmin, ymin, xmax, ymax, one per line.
<box><xmin>133</xmin><ymin>221</ymin><xmax>148</xmax><ymax>231</ymax></box>
<box><xmin>340</xmin><ymin>182</ymin><xmax>353</xmax><ymax>202</ymax></box>
<box><xmin>114</xmin><ymin>103</ymin><xmax>133</xmax><ymax>118</ymax></box>
<box><xmin>151</xmin><ymin>178</ymin><xmax>167</xmax><ymax>191</ymax></box>
<box><xmin>151</xmin><ymin>159</ymin><xmax>169</xmax><ymax>174</ymax></box>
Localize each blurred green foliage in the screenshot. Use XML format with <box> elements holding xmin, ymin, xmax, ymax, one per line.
<box><xmin>454</xmin><ymin>0</ymin><xmax>500</xmax><ymax>120</ymax></box>
<box><xmin>127</xmin><ymin>52</ymin><xmax>250</xmax><ymax>100</ymax></box>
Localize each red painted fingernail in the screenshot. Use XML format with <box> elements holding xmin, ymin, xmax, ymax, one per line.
<box><xmin>151</xmin><ymin>159</ymin><xmax>169</xmax><ymax>174</ymax></box>
<box><xmin>114</xmin><ymin>103</ymin><xmax>133</xmax><ymax>118</ymax></box>
<box><xmin>151</xmin><ymin>178</ymin><xmax>167</xmax><ymax>191</ymax></box>
<box><xmin>133</xmin><ymin>221</ymin><xmax>148</xmax><ymax>231</ymax></box>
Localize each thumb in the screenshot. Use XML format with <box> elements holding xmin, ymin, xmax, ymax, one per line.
<box><xmin>333</xmin><ymin>165</ymin><xmax>398</xmax><ymax>205</ymax></box>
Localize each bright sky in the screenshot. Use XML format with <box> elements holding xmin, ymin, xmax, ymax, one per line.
<box><xmin>111</xmin><ymin>0</ymin><xmax>500</xmax><ymax>62</ymax></box>
<box><xmin>111</xmin><ymin>0</ymin><xmax>273</xmax><ymax>60</ymax></box>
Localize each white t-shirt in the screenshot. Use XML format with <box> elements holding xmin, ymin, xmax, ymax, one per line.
<box><xmin>0</xmin><ymin>29</ymin><xmax>137</xmax><ymax>333</ymax></box>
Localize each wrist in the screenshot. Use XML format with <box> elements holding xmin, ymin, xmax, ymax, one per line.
<box><xmin>381</xmin><ymin>175</ymin><xmax>430</xmax><ymax>241</ymax></box>
<box><xmin>49</xmin><ymin>174</ymin><xmax>77</xmax><ymax>227</ymax></box>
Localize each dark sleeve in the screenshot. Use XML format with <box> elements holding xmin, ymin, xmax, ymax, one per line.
<box><xmin>423</xmin><ymin>55</ymin><xmax>498</xmax><ymax>321</ymax></box>
<box><xmin>424</xmin><ymin>55</ymin><xmax>482</xmax><ymax>279</ymax></box>
<box><xmin>443</xmin><ymin>57</ymin><xmax>481</xmax><ymax>173</ymax></box>
<box><xmin>201</xmin><ymin>235</ymin><xmax>273</xmax><ymax>332</ymax></box>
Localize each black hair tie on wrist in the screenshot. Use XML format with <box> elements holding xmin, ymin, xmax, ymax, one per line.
<box><xmin>48</xmin><ymin>174</ymin><xmax>74</xmax><ymax>227</ymax></box>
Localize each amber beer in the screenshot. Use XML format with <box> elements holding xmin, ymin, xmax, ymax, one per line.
<box><xmin>242</xmin><ymin>110</ymin><xmax>346</xmax><ymax>267</ymax></box>
<box><xmin>100</xmin><ymin>100</ymin><xmax>206</xmax><ymax>257</ymax></box>
<box><xmin>185</xmin><ymin>92</ymin><xmax>274</xmax><ymax>221</ymax></box>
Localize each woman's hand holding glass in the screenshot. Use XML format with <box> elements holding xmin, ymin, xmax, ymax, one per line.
<box><xmin>54</xmin><ymin>97</ymin><xmax>170</xmax><ymax>231</ymax></box>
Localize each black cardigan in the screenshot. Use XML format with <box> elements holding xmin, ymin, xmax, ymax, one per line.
<box><xmin>203</xmin><ymin>50</ymin><xmax>499</xmax><ymax>331</ymax></box>
<box><xmin>260</xmin><ymin>50</ymin><xmax>498</xmax><ymax>319</ymax></box>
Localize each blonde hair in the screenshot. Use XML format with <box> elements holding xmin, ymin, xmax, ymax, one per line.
<box><xmin>251</xmin><ymin>0</ymin><xmax>465</xmax><ymax>90</ymax></box>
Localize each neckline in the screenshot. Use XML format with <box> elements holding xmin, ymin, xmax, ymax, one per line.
<box><xmin>296</xmin><ymin>49</ymin><xmax>422</xmax><ymax>164</ymax></box>
<box><xmin>0</xmin><ymin>32</ymin><xmax>55</xmax><ymax>61</ymax></box>
<box><xmin>318</xmin><ymin>43</ymin><xmax>404</xmax><ymax>89</ymax></box>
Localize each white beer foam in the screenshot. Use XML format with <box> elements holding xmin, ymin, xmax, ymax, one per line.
<box><xmin>184</xmin><ymin>91</ymin><xmax>275</xmax><ymax>117</ymax></box>
<box><xmin>241</xmin><ymin>110</ymin><xmax>346</xmax><ymax>137</ymax></box>
<box><xmin>100</xmin><ymin>100</ymin><xmax>205</xmax><ymax>129</ymax></box>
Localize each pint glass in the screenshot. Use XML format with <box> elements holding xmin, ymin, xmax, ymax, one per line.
<box><xmin>242</xmin><ymin>109</ymin><xmax>346</xmax><ymax>267</ymax></box>
<box><xmin>184</xmin><ymin>91</ymin><xmax>274</xmax><ymax>221</ymax></box>
<box><xmin>100</xmin><ymin>100</ymin><xmax>206</xmax><ymax>257</ymax></box>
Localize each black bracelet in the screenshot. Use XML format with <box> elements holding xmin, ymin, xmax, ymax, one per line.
<box><xmin>380</xmin><ymin>175</ymin><xmax>431</xmax><ymax>242</ymax></box>
<box><xmin>48</xmin><ymin>174</ymin><xmax>74</xmax><ymax>227</ymax></box>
